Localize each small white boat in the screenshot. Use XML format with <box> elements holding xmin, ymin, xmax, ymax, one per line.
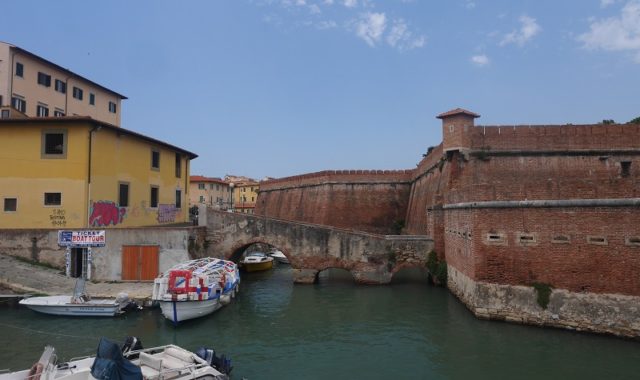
<box><xmin>269</xmin><ymin>250</ymin><xmax>290</xmax><ymax>265</ymax></box>
<box><xmin>240</xmin><ymin>252</ymin><xmax>274</xmax><ymax>272</ymax></box>
<box><xmin>152</xmin><ymin>258</ymin><xmax>240</xmax><ymax>324</ymax></box>
<box><xmin>0</xmin><ymin>336</ymin><xmax>231</xmax><ymax>380</ymax></box>
<box><xmin>19</xmin><ymin>278</ymin><xmax>135</xmax><ymax>317</ymax></box>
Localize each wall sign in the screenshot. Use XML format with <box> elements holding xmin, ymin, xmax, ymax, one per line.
<box><xmin>58</xmin><ymin>230</ymin><xmax>106</xmax><ymax>247</ymax></box>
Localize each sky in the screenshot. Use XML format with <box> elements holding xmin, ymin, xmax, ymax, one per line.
<box><xmin>2</xmin><ymin>0</ymin><xmax>640</xmax><ymax>179</ymax></box>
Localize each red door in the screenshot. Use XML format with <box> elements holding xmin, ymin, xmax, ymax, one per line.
<box><xmin>122</xmin><ymin>245</ymin><xmax>159</xmax><ymax>280</ymax></box>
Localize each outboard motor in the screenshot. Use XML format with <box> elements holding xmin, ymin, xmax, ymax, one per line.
<box><xmin>121</xmin><ymin>336</ymin><xmax>144</xmax><ymax>359</ymax></box>
<box><xmin>196</xmin><ymin>347</ymin><xmax>233</xmax><ymax>375</ymax></box>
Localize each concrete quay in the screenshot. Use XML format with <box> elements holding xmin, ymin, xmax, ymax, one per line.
<box><xmin>0</xmin><ymin>254</ymin><xmax>154</xmax><ymax>305</ymax></box>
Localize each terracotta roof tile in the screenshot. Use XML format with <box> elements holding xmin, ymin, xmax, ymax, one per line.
<box><xmin>436</xmin><ymin>108</ymin><xmax>480</xmax><ymax>119</ymax></box>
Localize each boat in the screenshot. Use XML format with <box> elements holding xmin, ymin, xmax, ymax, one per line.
<box><xmin>152</xmin><ymin>258</ymin><xmax>240</xmax><ymax>324</ymax></box>
<box><xmin>19</xmin><ymin>278</ymin><xmax>136</xmax><ymax>317</ymax></box>
<box><xmin>269</xmin><ymin>250</ymin><xmax>290</xmax><ymax>264</ymax></box>
<box><xmin>0</xmin><ymin>336</ymin><xmax>231</xmax><ymax>380</ymax></box>
<box><xmin>239</xmin><ymin>252</ymin><xmax>274</xmax><ymax>272</ymax></box>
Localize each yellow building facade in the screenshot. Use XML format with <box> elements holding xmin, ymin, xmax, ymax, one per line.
<box><xmin>232</xmin><ymin>181</ymin><xmax>259</xmax><ymax>214</ymax></box>
<box><xmin>0</xmin><ymin>118</ymin><xmax>196</xmax><ymax>228</ymax></box>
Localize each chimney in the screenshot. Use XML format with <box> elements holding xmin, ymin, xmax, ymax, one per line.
<box><xmin>436</xmin><ymin>108</ymin><xmax>480</xmax><ymax>152</ymax></box>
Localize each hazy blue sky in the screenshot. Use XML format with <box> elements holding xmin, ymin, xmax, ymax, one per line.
<box><xmin>2</xmin><ymin>1</ymin><xmax>640</xmax><ymax>179</ymax></box>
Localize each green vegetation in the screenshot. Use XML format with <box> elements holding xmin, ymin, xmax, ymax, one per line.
<box><xmin>629</xmin><ymin>116</ymin><xmax>640</xmax><ymax>124</ymax></box>
<box><xmin>532</xmin><ymin>282</ymin><xmax>553</xmax><ymax>309</ymax></box>
<box><xmin>386</xmin><ymin>249</ymin><xmax>397</xmax><ymax>271</ymax></box>
<box><xmin>391</xmin><ymin>220</ymin><xmax>405</xmax><ymax>235</ymax></box>
<box><xmin>426</xmin><ymin>251</ymin><xmax>447</xmax><ymax>286</ymax></box>
<box><xmin>601</xmin><ymin>119</ymin><xmax>616</xmax><ymax>125</ymax></box>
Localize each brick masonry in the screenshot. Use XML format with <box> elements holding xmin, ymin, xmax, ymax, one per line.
<box><xmin>256</xmin><ymin>110</ymin><xmax>640</xmax><ymax>338</ymax></box>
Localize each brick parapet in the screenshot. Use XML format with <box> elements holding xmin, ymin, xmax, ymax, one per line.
<box><xmin>259</xmin><ymin>169</ymin><xmax>414</xmax><ymax>192</ymax></box>
<box><xmin>470</xmin><ymin>123</ymin><xmax>640</xmax><ymax>151</ymax></box>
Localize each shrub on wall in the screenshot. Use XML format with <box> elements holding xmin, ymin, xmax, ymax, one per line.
<box><xmin>427</xmin><ymin>251</ymin><xmax>447</xmax><ymax>286</ymax></box>
<box><xmin>532</xmin><ymin>282</ymin><xmax>553</xmax><ymax>309</ymax></box>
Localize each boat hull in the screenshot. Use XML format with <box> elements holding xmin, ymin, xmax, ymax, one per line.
<box><xmin>242</xmin><ymin>260</ymin><xmax>274</xmax><ymax>272</ymax></box>
<box><xmin>20</xmin><ymin>296</ymin><xmax>121</xmax><ymax>317</ymax></box>
<box><xmin>159</xmin><ymin>297</ymin><xmax>223</xmax><ymax>323</ymax></box>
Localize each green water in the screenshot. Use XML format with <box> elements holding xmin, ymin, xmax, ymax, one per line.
<box><xmin>1</xmin><ymin>266</ymin><xmax>639</xmax><ymax>379</ymax></box>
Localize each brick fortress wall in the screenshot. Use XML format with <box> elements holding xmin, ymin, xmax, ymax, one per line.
<box><xmin>256</xmin><ymin>170</ymin><xmax>414</xmax><ymax>235</ymax></box>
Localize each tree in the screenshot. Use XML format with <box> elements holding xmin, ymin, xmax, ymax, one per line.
<box><xmin>629</xmin><ymin>116</ymin><xmax>640</xmax><ymax>124</ymax></box>
<box><xmin>601</xmin><ymin>119</ymin><xmax>615</xmax><ymax>125</ymax></box>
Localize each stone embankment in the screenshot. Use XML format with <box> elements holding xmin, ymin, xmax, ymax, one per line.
<box><xmin>0</xmin><ymin>254</ymin><xmax>153</xmax><ymax>305</ymax></box>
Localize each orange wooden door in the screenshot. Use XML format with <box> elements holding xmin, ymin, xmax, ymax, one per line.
<box><xmin>140</xmin><ymin>245</ymin><xmax>159</xmax><ymax>280</ymax></box>
<box><xmin>122</xmin><ymin>245</ymin><xmax>159</xmax><ymax>280</ymax></box>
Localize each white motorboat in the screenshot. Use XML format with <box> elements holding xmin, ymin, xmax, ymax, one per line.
<box><xmin>19</xmin><ymin>278</ymin><xmax>135</xmax><ymax>317</ymax></box>
<box><xmin>269</xmin><ymin>250</ymin><xmax>290</xmax><ymax>265</ymax></box>
<box><xmin>0</xmin><ymin>336</ymin><xmax>231</xmax><ymax>380</ymax></box>
<box><xmin>152</xmin><ymin>258</ymin><xmax>240</xmax><ymax>324</ymax></box>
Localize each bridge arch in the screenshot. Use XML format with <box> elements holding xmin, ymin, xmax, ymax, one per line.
<box><xmin>202</xmin><ymin>208</ymin><xmax>433</xmax><ymax>285</ymax></box>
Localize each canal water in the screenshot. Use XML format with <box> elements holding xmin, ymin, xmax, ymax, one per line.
<box><xmin>1</xmin><ymin>266</ymin><xmax>639</xmax><ymax>379</ymax></box>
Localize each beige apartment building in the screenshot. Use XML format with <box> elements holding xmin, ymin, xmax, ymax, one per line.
<box><xmin>0</xmin><ymin>41</ymin><xmax>125</xmax><ymax>126</ymax></box>
<box><xmin>189</xmin><ymin>176</ymin><xmax>232</xmax><ymax>210</ymax></box>
<box><xmin>233</xmin><ymin>181</ymin><xmax>259</xmax><ymax>214</ymax></box>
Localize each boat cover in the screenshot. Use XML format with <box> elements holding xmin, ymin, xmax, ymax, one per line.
<box><xmin>90</xmin><ymin>337</ymin><xmax>142</xmax><ymax>380</ymax></box>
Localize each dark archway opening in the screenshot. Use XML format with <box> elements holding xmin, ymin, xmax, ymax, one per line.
<box><xmin>390</xmin><ymin>266</ymin><xmax>429</xmax><ymax>284</ymax></box>
<box><xmin>316</xmin><ymin>268</ymin><xmax>355</xmax><ymax>285</ymax></box>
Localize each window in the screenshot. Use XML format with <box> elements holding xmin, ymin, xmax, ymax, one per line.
<box><xmin>37</xmin><ymin>104</ymin><xmax>49</xmax><ymax>117</ymax></box>
<box><xmin>626</xmin><ymin>237</ymin><xmax>640</xmax><ymax>247</ymax></box>
<box><xmin>621</xmin><ymin>161</ymin><xmax>631</xmax><ymax>177</ymax></box>
<box><xmin>175</xmin><ymin>153</ymin><xmax>182</xmax><ymax>178</ymax></box>
<box><xmin>1</xmin><ymin>110</ymin><xmax>9</xmax><ymax>118</ymax></box>
<box><xmin>89</xmin><ymin>93</ymin><xmax>95</xmax><ymax>106</ymax></box>
<box><xmin>109</xmin><ymin>101</ymin><xmax>117</xmax><ymax>113</ymax></box>
<box><xmin>72</xmin><ymin>87</ymin><xmax>83</xmax><ymax>100</ymax></box>
<box><xmin>37</xmin><ymin>72</ymin><xmax>52</xmax><ymax>87</ymax></box>
<box><xmin>42</xmin><ymin>130</ymin><xmax>67</xmax><ymax>158</ymax></box>
<box><xmin>517</xmin><ymin>233</ymin><xmax>537</xmax><ymax>246</ymax></box>
<box><xmin>216</xmin><ymin>185</ymin><xmax>220</xmax><ymax>191</ymax></box>
<box><xmin>485</xmin><ymin>232</ymin><xmax>507</xmax><ymax>245</ymax></box>
<box><xmin>209</xmin><ymin>183</ymin><xmax>214</xmax><ymax>190</ymax></box>
<box><xmin>54</xmin><ymin>109</ymin><xmax>65</xmax><ymax>117</ymax></box>
<box><xmin>119</xmin><ymin>183</ymin><xmax>129</xmax><ymax>207</ymax></box>
<box><xmin>587</xmin><ymin>236</ymin><xmax>608</xmax><ymax>245</ymax></box>
<box><xmin>44</xmin><ymin>192</ymin><xmax>61</xmax><ymax>206</ymax></box>
<box><xmin>151</xmin><ymin>149</ymin><xmax>160</xmax><ymax>170</ymax></box>
<box><xmin>198</xmin><ymin>183</ymin><xmax>205</xmax><ymax>190</ymax></box>
<box><xmin>150</xmin><ymin>186</ymin><xmax>159</xmax><ymax>208</ymax></box>
<box><xmin>552</xmin><ymin>235</ymin><xmax>570</xmax><ymax>244</ymax></box>
<box><xmin>15</xmin><ymin>62</ymin><xmax>24</xmax><ymax>77</ymax></box>
<box><xmin>199</xmin><ymin>195</ymin><xmax>205</xmax><ymax>203</ymax></box>
<box><xmin>252</xmin><ymin>197</ymin><xmax>255</xmax><ymax>202</ymax></box>
<box><xmin>175</xmin><ymin>189</ymin><xmax>182</xmax><ymax>208</ymax></box>
<box><xmin>11</xmin><ymin>96</ymin><xmax>26</xmax><ymax>113</ymax></box>
<box><xmin>4</xmin><ymin>198</ymin><xmax>17</xmax><ymax>212</ymax></box>
<box><xmin>55</xmin><ymin>79</ymin><xmax>66</xmax><ymax>93</ymax></box>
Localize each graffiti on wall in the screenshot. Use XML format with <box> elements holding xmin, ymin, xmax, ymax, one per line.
<box><xmin>89</xmin><ymin>201</ymin><xmax>127</xmax><ymax>227</ymax></box>
<box><xmin>157</xmin><ymin>204</ymin><xmax>180</xmax><ymax>223</ymax></box>
<box><xmin>50</xmin><ymin>209</ymin><xmax>67</xmax><ymax>227</ymax></box>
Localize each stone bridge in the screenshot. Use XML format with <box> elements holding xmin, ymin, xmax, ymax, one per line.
<box><xmin>199</xmin><ymin>207</ymin><xmax>433</xmax><ymax>284</ymax></box>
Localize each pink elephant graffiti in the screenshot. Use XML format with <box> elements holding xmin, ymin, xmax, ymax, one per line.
<box><xmin>89</xmin><ymin>201</ymin><xmax>127</xmax><ymax>226</ymax></box>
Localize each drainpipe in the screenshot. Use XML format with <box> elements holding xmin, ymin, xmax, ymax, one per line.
<box><xmin>87</xmin><ymin>124</ymin><xmax>101</xmax><ymax>227</ymax></box>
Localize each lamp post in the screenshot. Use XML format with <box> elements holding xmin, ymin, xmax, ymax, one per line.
<box><xmin>229</xmin><ymin>182</ymin><xmax>234</xmax><ymax>212</ymax></box>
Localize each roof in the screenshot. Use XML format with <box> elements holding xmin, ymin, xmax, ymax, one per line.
<box><xmin>7</xmin><ymin>43</ymin><xmax>127</xmax><ymax>100</ymax></box>
<box><xmin>190</xmin><ymin>176</ymin><xmax>227</xmax><ymax>184</ymax></box>
<box><xmin>436</xmin><ymin>108</ymin><xmax>480</xmax><ymax>119</ymax></box>
<box><xmin>0</xmin><ymin>116</ymin><xmax>197</xmax><ymax>159</ymax></box>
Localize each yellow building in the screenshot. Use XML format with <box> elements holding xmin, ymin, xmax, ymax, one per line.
<box><xmin>0</xmin><ymin>117</ymin><xmax>196</xmax><ymax>228</ymax></box>
<box><xmin>0</xmin><ymin>41</ymin><xmax>125</xmax><ymax>126</ymax></box>
<box><xmin>232</xmin><ymin>181</ymin><xmax>259</xmax><ymax>214</ymax></box>
<box><xmin>189</xmin><ymin>176</ymin><xmax>232</xmax><ymax>209</ymax></box>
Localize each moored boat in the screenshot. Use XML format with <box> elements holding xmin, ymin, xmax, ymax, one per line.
<box><xmin>240</xmin><ymin>252</ymin><xmax>274</xmax><ymax>272</ymax></box>
<box><xmin>152</xmin><ymin>258</ymin><xmax>240</xmax><ymax>324</ymax></box>
<box><xmin>19</xmin><ymin>278</ymin><xmax>136</xmax><ymax>317</ymax></box>
<box><xmin>269</xmin><ymin>250</ymin><xmax>290</xmax><ymax>264</ymax></box>
<box><xmin>0</xmin><ymin>336</ymin><xmax>231</xmax><ymax>380</ymax></box>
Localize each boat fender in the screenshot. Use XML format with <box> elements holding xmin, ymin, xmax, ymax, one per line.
<box><xmin>219</xmin><ymin>272</ymin><xmax>226</xmax><ymax>289</ymax></box>
<box><xmin>28</xmin><ymin>362</ymin><xmax>44</xmax><ymax>380</ymax></box>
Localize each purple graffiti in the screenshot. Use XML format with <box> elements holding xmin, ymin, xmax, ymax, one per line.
<box><xmin>89</xmin><ymin>201</ymin><xmax>126</xmax><ymax>226</ymax></box>
<box><xmin>157</xmin><ymin>204</ymin><xmax>178</xmax><ymax>223</ymax></box>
